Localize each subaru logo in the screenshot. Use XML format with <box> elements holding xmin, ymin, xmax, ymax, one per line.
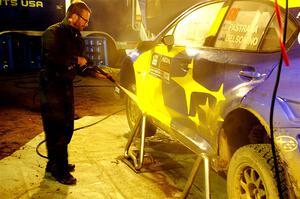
<box><xmin>276</xmin><ymin>136</ymin><xmax>298</xmax><ymax>152</ymax></box>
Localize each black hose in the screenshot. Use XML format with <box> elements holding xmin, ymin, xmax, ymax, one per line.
<box><xmin>270</xmin><ymin>1</ymin><xmax>288</xmax><ymax>199</ymax></box>
<box><xmin>36</xmin><ymin>139</ymin><xmax>47</xmax><ymax>159</ymax></box>
<box><xmin>34</xmin><ymin>65</ymin><xmax>121</xmax><ymax>159</ymax></box>
<box><xmin>73</xmin><ymin>108</ymin><xmax>124</xmax><ymax>131</ymax></box>
<box><xmin>36</xmin><ymin>108</ymin><xmax>125</xmax><ymax>159</ymax></box>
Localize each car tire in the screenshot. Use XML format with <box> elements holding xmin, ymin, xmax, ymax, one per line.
<box><xmin>125</xmin><ymin>84</ymin><xmax>157</xmax><ymax>137</ymax></box>
<box><xmin>227</xmin><ymin>144</ymin><xmax>289</xmax><ymax>199</ymax></box>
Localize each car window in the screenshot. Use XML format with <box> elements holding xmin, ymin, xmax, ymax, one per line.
<box><xmin>259</xmin><ymin>13</ymin><xmax>298</xmax><ymax>52</ymax></box>
<box><xmin>215</xmin><ymin>1</ymin><xmax>274</xmax><ymax>51</ymax></box>
<box><xmin>172</xmin><ymin>2</ymin><xmax>224</xmax><ymax>48</ymax></box>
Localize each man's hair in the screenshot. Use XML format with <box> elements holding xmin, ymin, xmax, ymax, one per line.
<box><xmin>66</xmin><ymin>1</ymin><xmax>91</xmax><ymax>18</ymax></box>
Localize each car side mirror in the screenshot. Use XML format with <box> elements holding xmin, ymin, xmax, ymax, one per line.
<box><xmin>162</xmin><ymin>35</ymin><xmax>174</xmax><ymax>51</ymax></box>
<box><xmin>162</xmin><ymin>35</ymin><xmax>174</xmax><ymax>46</ymax></box>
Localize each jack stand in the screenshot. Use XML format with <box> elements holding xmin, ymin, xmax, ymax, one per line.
<box><xmin>123</xmin><ymin>113</ymin><xmax>211</xmax><ymax>198</ymax></box>
<box><xmin>124</xmin><ymin>114</ymin><xmax>146</xmax><ymax>171</ymax></box>
<box><xmin>182</xmin><ymin>153</ymin><xmax>210</xmax><ymax>199</ymax></box>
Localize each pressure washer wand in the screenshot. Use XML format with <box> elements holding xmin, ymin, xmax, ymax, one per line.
<box><xmin>81</xmin><ymin>65</ymin><xmax>116</xmax><ymax>83</ymax></box>
<box><xmin>93</xmin><ymin>67</ymin><xmax>126</xmax><ymax>95</ymax></box>
<box><xmin>94</xmin><ymin>67</ymin><xmax>116</xmax><ymax>83</ymax></box>
<box><xmin>83</xmin><ymin>65</ymin><xmax>137</xmax><ymax>103</ymax></box>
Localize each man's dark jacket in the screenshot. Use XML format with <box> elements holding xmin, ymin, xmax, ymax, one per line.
<box><xmin>39</xmin><ymin>18</ymin><xmax>84</xmax><ymax>173</ymax></box>
<box><xmin>41</xmin><ymin>18</ymin><xmax>84</xmax><ymax>83</ymax></box>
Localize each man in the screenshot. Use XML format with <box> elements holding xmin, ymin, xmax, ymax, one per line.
<box><xmin>39</xmin><ymin>1</ymin><xmax>91</xmax><ymax>185</ymax></box>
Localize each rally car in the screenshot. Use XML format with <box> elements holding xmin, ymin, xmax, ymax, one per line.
<box><xmin>119</xmin><ymin>0</ymin><xmax>300</xmax><ymax>198</ymax></box>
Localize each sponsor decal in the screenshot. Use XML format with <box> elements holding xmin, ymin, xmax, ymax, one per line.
<box><xmin>226</xmin><ymin>8</ymin><xmax>240</xmax><ymax>21</ymax></box>
<box><xmin>150</xmin><ymin>54</ymin><xmax>171</xmax><ymax>82</ymax></box>
<box><xmin>151</xmin><ymin>54</ymin><xmax>159</xmax><ymax>67</ymax></box>
<box><xmin>159</xmin><ymin>56</ymin><xmax>171</xmax><ymax>72</ymax></box>
<box><xmin>0</xmin><ymin>0</ymin><xmax>43</xmax><ymax>8</ymax></box>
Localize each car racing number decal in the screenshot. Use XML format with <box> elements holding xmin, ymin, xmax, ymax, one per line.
<box><xmin>150</xmin><ymin>53</ymin><xmax>171</xmax><ymax>82</ymax></box>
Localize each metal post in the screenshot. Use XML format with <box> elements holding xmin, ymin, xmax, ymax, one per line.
<box><xmin>123</xmin><ymin>114</ymin><xmax>147</xmax><ymax>171</ymax></box>
<box><xmin>181</xmin><ymin>153</ymin><xmax>210</xmax><ymax>199</ymax></box>
<box><xmin>124</xmin><ymin>114</ymin><xmax>142</xmax><ymax>158</ymax></box>
<box><xmin>182</xmin><ymin>156</ymin><xmax>202</xmax><ymax>198</ymax></box>
<box><xmin>202</xmin><ymin>153</ymin><xmax>210</xmax><ymax>199</ymax></box>
<box><xmin>136</xmin><ymin>114</ymin><xmax>146</xmax><ymax>170</ymax></box>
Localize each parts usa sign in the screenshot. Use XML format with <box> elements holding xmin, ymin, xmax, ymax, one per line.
<box><xmin>0</xmin><ymin>0</ymin><xmax>43</xmax><ymax>8</ymax></box>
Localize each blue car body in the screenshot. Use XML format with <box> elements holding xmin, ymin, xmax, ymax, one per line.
<box><xmin>120</xmin><ymin>0</ymin><xmax>300</xmax><ymax>197</ymax></box>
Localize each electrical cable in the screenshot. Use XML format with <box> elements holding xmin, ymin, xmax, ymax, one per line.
<box><xmin>36</xmin><ymin>108</ymin><xmax>125</xmax><ymax>159</ymax></box>
<box><xmin>73</xmin><ymin>108</ymin><xmax>124</xmax><ymax>131</ymax></box>
<box><xmin>35</xmin><ymin>140</ymin><xmax>47</xmax><ymax>159</ymax></box>
<box><xmin>270</xmin><ymin>1</ymin><xmax>288</xmax><ymax>199</ymax></box>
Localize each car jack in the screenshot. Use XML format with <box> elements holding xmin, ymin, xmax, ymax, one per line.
<box><xmin>123</xmin><ymin>113</ymin><xmax>211</xmax><ymax>199</ymax></box>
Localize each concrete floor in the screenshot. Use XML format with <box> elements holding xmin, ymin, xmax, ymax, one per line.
<box><xmin>0</xmin><ymin>76</ymin><xmax>227</xmax><ymax>199</ymax></box>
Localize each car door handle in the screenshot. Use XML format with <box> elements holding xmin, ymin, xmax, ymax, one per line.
<box><xmin>239</xmin><ymin>70</ymin><xmax>264</xmax><ymax>80</ymax></box>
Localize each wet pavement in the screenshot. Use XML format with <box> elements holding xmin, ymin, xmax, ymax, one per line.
<box><xmin>0</xmin><ymin>76</ymin><xmax>227</xmax><ymax>198</ymax></box>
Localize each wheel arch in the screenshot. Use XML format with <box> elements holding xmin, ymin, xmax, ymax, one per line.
<box><xmin>217</xmin><ymin>108</ymin><xmax>271</xmax><ymax>169</ymax></box>
<box><xmin>120</xmin><ymin>57</ymin><xmax>136</xmax><ymax>94</ymax></box>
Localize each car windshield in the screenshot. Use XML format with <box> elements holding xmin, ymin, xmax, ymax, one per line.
<box><xmin>172</xmin><ymin>2</ymin><xmax>224</xmax><ymax>48</ymax></box>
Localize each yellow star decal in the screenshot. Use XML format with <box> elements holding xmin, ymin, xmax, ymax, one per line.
<box><xmin>172</xmin><ymin>59</ymin><xmax>226</xmax><ymax>132</ymax></box>
<box><xmin>172</xmin><ymin>59</ymin><xmax>226</xmax><ymax>114</ymax></box>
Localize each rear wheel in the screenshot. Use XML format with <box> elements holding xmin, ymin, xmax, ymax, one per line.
<box><xmin>227</xmin><ymin>144</ymin><xmax>289</xmax><ymax>199</ymax></box>
<box><xmin>125</xmin><ymin>84</ymin><xmax>156</xmax><ymax>137</ymax></box>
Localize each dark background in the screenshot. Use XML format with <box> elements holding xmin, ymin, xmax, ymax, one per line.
<box><xmin>0</xmin><ymin>0</ymin><xmax>65</xmax><ymax>31</ymax></box>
